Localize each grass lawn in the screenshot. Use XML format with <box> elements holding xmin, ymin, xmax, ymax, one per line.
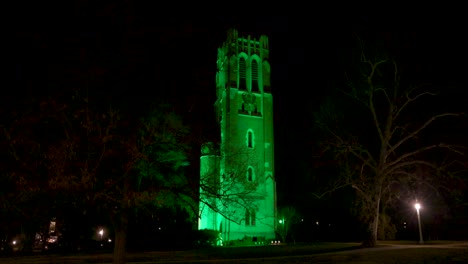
<box><xmin>1</xmin><ymin>241</ymin><xmax>467</xmax><ymax>263</ymax></box>
<box><xmin>287</xmin><ymin>247</ymin><xmax>468</xmax><ymax>264</ymax></box>
<box><xmin>130</xmin><ymin>241</ymin><xmax>468</xmax><ymax>263</ymax></box>
<box><xmin>378</xmin><ymin>240</ymin><xmax>465</xmax><ymax>245</ymax></box>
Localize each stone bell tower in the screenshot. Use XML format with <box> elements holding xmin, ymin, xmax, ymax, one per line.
<box><xmin>199</xmin><ymin>28</ymin><xmax>276</xmax><ymax>245</ymax></box>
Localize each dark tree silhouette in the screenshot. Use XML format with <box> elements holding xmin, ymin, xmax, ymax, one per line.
<box><xmin>1</xmin><ymin>89</ymin><xmax>195</xmax><ymax>263</ymax></box>
<box><xmin>314</xmin><ymin>35</ymin><xmax>467</xmax><ymax>247</ymax></box>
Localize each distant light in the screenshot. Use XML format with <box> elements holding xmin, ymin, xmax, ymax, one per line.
<box><xmin>12</xmin><ymin>240</ymin><xmax>16</xmax><ymax>245</ymax></box>
<box><xmin>415</xmin><ymin>203</ymin><xmax>421</xmax><ymax>210</ymax></box>
<box><xmin>316</xmin><ymin>221</ymin><xmax>319</xmax><ymax>225</ymax></box>
<box><xmin>108</xmin><ymin>238</ymin><xmax>112</xmax><ymax>242</ymax></box>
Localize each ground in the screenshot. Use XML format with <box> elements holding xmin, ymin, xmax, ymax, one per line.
<box><xmin>1</xmin><ymin>241</ymin><xmax>467</xmax><ymax>263</ymax></box>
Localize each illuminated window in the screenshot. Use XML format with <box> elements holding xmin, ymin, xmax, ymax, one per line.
<box><xmin>251</xmin><ymin>60</ymin><xmax>259</xmax><ymax>93</ymax></box>
<box><xmin>239</xmin><ymin>57</ymin><xmax>246</xmax><ymax>90</ymax></box>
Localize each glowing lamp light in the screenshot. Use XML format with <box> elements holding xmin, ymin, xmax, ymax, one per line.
<box><xmin>414</xmin><ymin>202</ymin><xmax>424</xmax><ymax>244</ymax></box>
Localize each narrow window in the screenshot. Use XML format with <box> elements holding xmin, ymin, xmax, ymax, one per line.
<box><xmin>245</xmin><ymin>209</ymin><xmax>250</xmax><ymax>226</ymax></box>
<box><xmin>247</xmin><ymin>167</ymin><xmax>253</xmax><ymax>182</ymax></box>
<box><xmin>251</xmin><ymin>60</ymin><xmax>259</xmax><ymax>93</ymax></box>
<box><xmin>239</xmin><ymin>57</ymin><xmax>246</xmax><ymax>90</ymax></box>
<box><xmin>251</xmin><ymin>209</ymin><xmax>256</xmax><ymax>226</ymax></box>
<box><xmin>246</xmin><ymin>129</ymin><xmax>255</xmax><ymax>148</ymax></box>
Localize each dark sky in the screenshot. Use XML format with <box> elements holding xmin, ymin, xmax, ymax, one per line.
<box><xmin>13</xmin><ymin>5</ymin><xmax>468</xmax><ymax>208</ymax></box>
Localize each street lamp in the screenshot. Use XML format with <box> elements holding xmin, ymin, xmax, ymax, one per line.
<box><xmin>99</xmin><ymin>229</ymin><xmax>104</xmax><ymax>241</ymax></box>
<box><xmin>278</xmin><ymin>218</ymin><xmax>285</xmax><ymax>244</ymax></box>
<box><xmin>414</xmin><ymin>202</ymin><xmax>423</xmax><ymax>244</ymax></box>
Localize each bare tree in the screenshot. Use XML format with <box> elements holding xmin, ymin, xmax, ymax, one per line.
<box><xmin>0</xmin><ymin>101</ymin><xmax>56</xmax><ymax>252</ymax></box>
<box><xmin>314</xmin><ymin>36</ymin><xmax>467</xmax><ymax>247</ymax></box>
<box><xmin>199</xmin><ymin>143</ymin><xmax>262</xmax><ymax>220</ymax></box>
<box><xmin>276</xmin><ymin>206</ymin><xmax>300</xmax><ymax>243</ymax></box>
<box><xmin>198</xmin><ymin>143</ymin><xmax>272</xmax><ymax>243</ymax></box>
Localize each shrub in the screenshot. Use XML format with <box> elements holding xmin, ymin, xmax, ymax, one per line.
<box><xmin>193</xmin><ymin>229</ymin><xmax>219</xmax><ymax>247</ymax></box>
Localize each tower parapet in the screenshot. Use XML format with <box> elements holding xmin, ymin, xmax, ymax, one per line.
<box><xmin>216</xmin><ymin>29</ymin><xmax>271</xmax><ymax>97</ymax></box>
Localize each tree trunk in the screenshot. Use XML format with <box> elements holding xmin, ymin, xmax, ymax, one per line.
<box><xmin>362</xmin><ymin>199</ymin><xmax>379</xmax><ymax>248</ymax></box>
<box><xmin>113</xmin><ymin>209</ymin><xmax>129</xmax><ymax>264</ymax></box>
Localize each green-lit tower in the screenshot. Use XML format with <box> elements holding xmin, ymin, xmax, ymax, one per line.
<box><xmin>199</xmin><ymin>28</ymin><xmax>276</xmax><ymax>245</ymax></box>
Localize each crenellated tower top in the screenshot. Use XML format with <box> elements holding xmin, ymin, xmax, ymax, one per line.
<box><xmin>215</xmin><ymin>28</ymin><xmax>272</xmax><ymax>119</ymax></box>
<box><xmin>219</xmin><ymin>28</ymin><xmax>269</xmax><ymax>62</ymax></box>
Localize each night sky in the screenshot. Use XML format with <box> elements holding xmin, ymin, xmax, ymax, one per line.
<box><xmin>12</xmin><ymin>5</ymin><xmax>468</xmax><ymax>213</ymax></box>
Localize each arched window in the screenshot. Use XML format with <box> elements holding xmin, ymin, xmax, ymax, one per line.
<box><xmin>247</xmin><ymin>167</ymin><xmax>254</xmax><ymax>182</ymax></box>
<box><xmin>247</xmin><ymin>130</ymin><xmax>253</xmax><ymax>148</ymax></box>
<box><xmin>245</xmin><ymin>208</ymin><xmax>256</xmax><ymax>226</ymax></box>
<box><xmin>239</xmin><ymin>57</ymin><xmax>246</xmax><ymax>90</ymax></box>
<box><xmin>251</xmin><ymin>60</ymin><xmax>259</xmax><ymax>93</ymax></box>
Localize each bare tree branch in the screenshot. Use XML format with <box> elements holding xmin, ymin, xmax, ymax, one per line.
<box><xmin>394</xmin><ymin>91</ymin><xmax>437</xmax><ymax>120</ymax></box>
<box><xmin>385</xmin><ymin>160</ymin><xmax>436</xmax><ymax>176</ymax></box>
<box><xmin>388</xmin><ymin>113</ymin><xmax>461</xmax><ymax>155</ymax></box>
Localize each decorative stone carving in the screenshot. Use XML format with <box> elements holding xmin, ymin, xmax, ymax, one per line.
<box><xmin>242</xmin><ymin>93</ymin><xmax>257</xmax><ymax>113</ymax></box>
